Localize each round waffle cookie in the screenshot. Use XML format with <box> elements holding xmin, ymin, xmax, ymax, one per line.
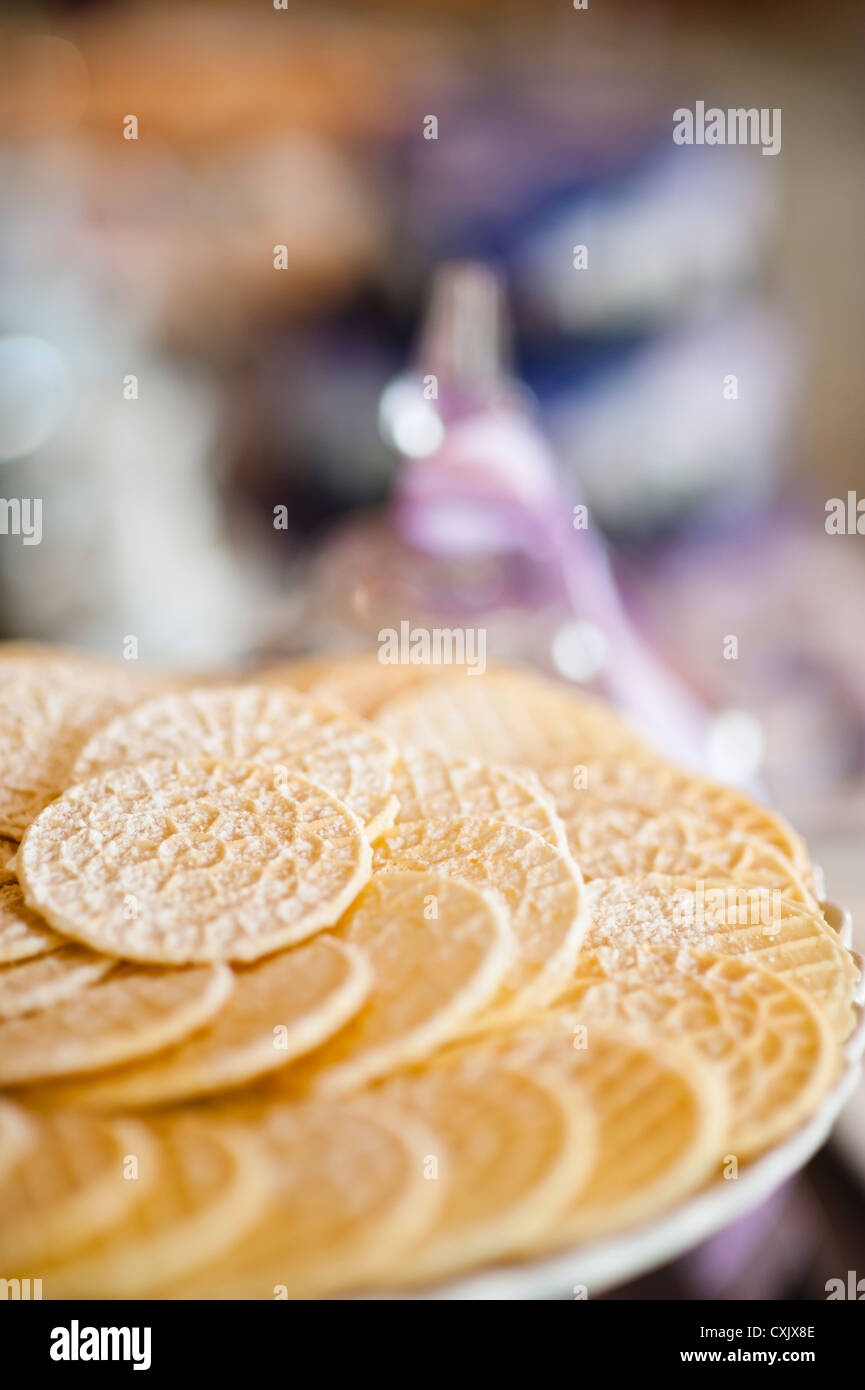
<box><xmin>0</xmin><ymin>879</ymin><xmax>63</xmax><ymax>963</ymax></box>
<box><xmin>391</xmin><ymin>747</ymin><xmax>568</xmax><ymax>850</ymax></box>
<box><xmin>0</xmin><ymin>1110</ymin><xmax>158</xmax><ymax>1270</ymax></box>
<box><xmin>181</xmin><ymin>1098</ymin><xmax>442</xmax><ymax>1299</ymax></box>
<box><xmin>492</xmin><ymin>1021</ymin><xmax>728</xmax><ymax>1245</ymax></box>
<box><xmin>0</xmin><ymin>962</ymin><xmax>233</xmax><ymax>1086</ymax></box>
<box><xmin>0</xmin><ymin>654</ymin><xmax>174</xmax><ymax>839</ymax></box>
<box><xmin>254</xmin><ymin>653</ymin><xmax>350</xmax><ymax>692</ymax></box>
<box><xmin>0</xmin><ymin>1098</ymin><xmax>35</xmax><ymax>1184</ymax></box>
<box><xmin>271</xmin><ymin>871</ymin><xmax>512</xmax><ymax>1097</ymax></box>
<box><xmin>539</xmin><ymin>760</ymin><xmax>812</xmax><ymax>883</ymax></box>
<box><xmin>72</xmin><ymin>684</ymin><xmax>398</xmax><ymax>838</ymax></box>
<box><xmin>561</xmin><ymin>806</ymin><xmax>818</xmax><ymax>907</ymax></box>
<box><xmin>18</xmin><ymin>759</ymin><xmax>372</xmax><ymax>964</ymax></box>
<box><xmin>372</xmin><ymin>816</ymin><xmax>587</xmax><ymax>1010</ymax></box>
<box><xmin>554</xmin><ymin>947</ymin><xmax>840</xmax><ymax>1157</ymax></box>
<box><xmin>29</xmin><ymin>937</ymin><xmax>371</xmax><ymax>1110</ymax></box>
<box><xmin>372</xmin><ymin>1052</ymin><xmax>596</xmax><ymax>1288</ymax></box>
<box><xmin>0</xmin><ymin>943</ymin><xmax>114</xmax><ymax>1020</ymax></box>
<box><xmin>584</xmin><ymin>874</ymin><xmax>859</xmax><ymax>1039</ymax></box>
<box><xmin>45</xmin><ymin>1116</ymin><xmax>271</xmax><ymax>1298</ymax></box>
<box><xmin>258</xmin><ymin>652</ymin><xmax>432</xmax><ymax>718</ymax></box>
<box><xmin>375</xmin><ymin>671</ymin><xmax>647</xmax><ymax>768</ymax></box>
<box><xmin>0</xmin><ymin>839</ymin><xmax>17</xmax><ymax>881</ymax></box>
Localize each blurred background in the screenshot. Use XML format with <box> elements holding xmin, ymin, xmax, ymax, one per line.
<box><xmin>0</xmin><ymin>0</ymin><xmax>864</xmax><ymax>1297</ymax></box>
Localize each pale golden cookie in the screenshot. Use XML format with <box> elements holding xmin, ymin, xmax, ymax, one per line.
<box><xmin>31</xmin><ymin>937</ymin><xmax>371</xmax><ymax>1110</ymax></box>
<box><xmin>375</xmin><ymin>671</ymin><xmax>646</xmax><ymax>769</ymax></box>
<box><xmin>0</xmin><ymin>961</ymin><xmax>233</xmax><ymax>1085</ymax></box>
<box><xmin>373</xmin><ymin>816</ymin><xmax>587</xmax><ymax>1010</ymax></box>
<box><xmin>391</xmin><ymin>746</ymin><xmax>568</xmax><ymax>850</ymax></box>
<box><xmin>0</xmin><ymin>838</ymin><xmax>17</xmax><ymax>881</ymax></box>
<box><xmin>257</xmin><ymin>652</ymin><xmax>431</xmax><ymax>717</ymax></box>
<box><xmin>0</xmin><ymin>654</ymin><xmax>174</xmax><ymax>838</ymax></box>
<box><xmin>0</xmin><ymin>943</ymin><xmax>114</xmax><ymax>1020</ymax></box>
<box><xmin>180</xmin><ymin>1098</ymin><xmax>442</xmax><ymax>1299</ymax></box>
<box><xmin>555</xmin><ymin>947</ymin><xmax>840</xmax><ymax>1157</ymax></box>
<box><xmin>18</xmin><ymin>759</ymin><xmax>372</xmax><ymax>964</ymax></box>
<box><xmin>271</xmin><ymin>872</ymin><xmax>512</xmax><ymax>1096</ymax></box>
<box><xmin>45</xmin><ymin>1116</ymin><xmax>270</xmax><ymax>1297</ymax></box>
<box><xmin>493</xmin><ymin>1022</ymin><xmax>728</xmax><ymax>1243</ymax></box>
<box><xmin>0</xmin><ymin>1097</ymin><xmax>35</xmax><ymax>1184</ymax></box>
<box><xmin>73</xmin><ymin>684</ymin><xmax>398</xmax><ymax>837</ymax></box>
<box><xmin>562</xmin><ymin>806</ymin><xmax>818</xmax><ymax>907</ymax></box>
<box><xmin>0</xmin><ymin>1111</ymin><xmax>157</xmax><ymax>1269</ymax></box>
<box><xmin>253</xmin><ymin>653</ymin><xmax>344</xmax><ymax>691</ymax></box>
<box><xmin>539</xmin><ymin>759</ymin><xmax>812</xmax><ymax>882</ymax></box>
<box><xmin>0</xmin><ymin>879</ymin><xmax>63</xmax><ymax>963</ymax></box>
<box><xmin>584</xmin><ymin>874</ymin><xmax>859</xmax><ymax>1038</ymax></box>
<box><xmin>373</xmin><ymin>1052</ymin><xmax>596</xmax><ymax>1287</ymax></box>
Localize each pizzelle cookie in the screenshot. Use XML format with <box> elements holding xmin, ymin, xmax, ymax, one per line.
<box><xmin>375</xmin><ymin>671</ymin><xmax>647</xmax><ymax>768</ymax></box>
<box><xmin>253</xmin><ymin>653</ymin><xmax>345</xmax><ymax>692</ymax></box>
<box><xmin>584</xmin><ymin>874</ymin><xmax>859</xmax><ymax>1039</ymax></box>
<box><xmin>258</xmin><ymin>652</ymin><xmax>432</xmax><ymax>718</ymax></box>
<box><xmin>391</xmin><ymin>746</ymin><xmax>568</xmax><ymax>850</ymax></box>
<box><xmin>271</xmin><ymin>871</ymin><xmax>512</xmax><ymax>1097</ymax></box>
<box><xmin>0</xmin><ymin>944</ymin><xmax>114</xmax><ymax>1020</ymax></box>
<box><xmin>0</xmin><ymin>654</ymin><xmax>175</xmax><ymax>838</ymax></box>
<box><xmin>539</xmin><ymin>759</ymin><xmax>812</xmax><ymax>882</ymax></box>
<box><xmin>372</xmin><ymin>1052</ymin><xmax>596</xmax><ymax>1288</ymax></box>
<box><xmin>17</xmin><ymin>759</ymin><xmax>372</xmax><ymax>964</ymax></box>
<box><xmin>373</xmin><ymin>816</ymin><xmax>587</xmax><ymax>1010</ymax></box>
<box><xmin>0</xmin><ymin>1110</ymin><xmax>158</xmax><ymax>1270</ymax></box>
<box><xmin>72</xmin><ymin>684</ymin><xmax>398</xmax><ymax>838</ymax></box>
<box><xmin>0</xmin><ymin>838</ymin><xmax>18</xmax><ymax>881</ymax></box>
<box><xmin>560</xmin><ymin>806</ymin><xmax>818</xmax><ymax>907</ymax></box>
<box><xmin>493</xmin><ymin>1022</ymin><xmax>728</xmax><ymax>1244</ymax></box>
<box><xmin>554</xmin><ymin>948</ymin><xmax>840</xmax><ymax>1157</ymax></box>
<box><xmin>45</xmin><ymin>1116</ymin><xmax>271</xmax><ymax>1298</ymax></box>
<box><xmin>181</xmin><ymin>1097</ymin><xmax>442</xmax><ymax>1299</ymax></box>
<box><xmin>0</xmin><ymin>879</ymin><xmax>63</xmax><ymax>963</ymax></box>
<box><xmin>0</xmin><ymin>1097</ymin><xmax>35</xmax><ymax>1184</ymax></box>
<box><xmin>29</xmin><ymin>937</ymin><xmax>371</xmax><ymax>1110</ymax></box>
<box><xmin>0</xmin><ymin>962</ymin><xmax>233</xmax><ymax>1085</ymax></box>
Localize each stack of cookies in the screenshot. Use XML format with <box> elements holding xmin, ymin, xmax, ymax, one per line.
<box><xmin>0</xmin><ymin>646</ymin><xmax>859</xmax><ymax>1297</ymax></box>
